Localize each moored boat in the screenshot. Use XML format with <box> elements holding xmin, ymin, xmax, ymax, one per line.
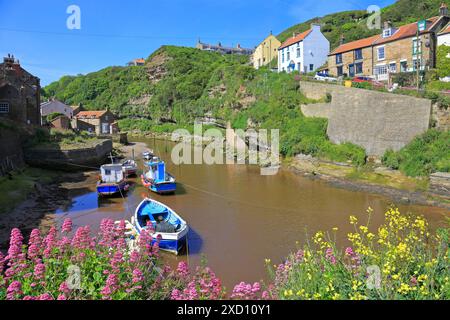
<box><xmin>122</xmin><ymin>159</ymin><xmax>138</xmax><ymax>177</ymax></box>
<box><xmin>133</xmin><ymin>198</ymin><xmax>189</xmax><ymax>255</ymax></box>
<box><xmin>141</xmin><ymin>160</ymin><xmax>176</xmax><ymax>194</ymax></box>
<box><xmin>142</xmin><ymin>150</ymin><xmax>154</xmax><ymax>161</ymax></box>
<box><xmin>97</xmin><ymin>164</ymin><xmax>129</xmax><ymax>196</ymax></box>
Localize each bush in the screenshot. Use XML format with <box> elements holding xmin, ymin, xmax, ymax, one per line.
<box><xmin>382</xmin><ymin>130</ymin><xmax>450</xmax><ymax>176</ymax></box>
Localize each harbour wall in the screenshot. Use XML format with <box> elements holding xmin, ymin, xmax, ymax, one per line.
<box><xmin>299</xmin><ymin>81</ymin><xmax>432</xmax><ymax>156</ymax></box>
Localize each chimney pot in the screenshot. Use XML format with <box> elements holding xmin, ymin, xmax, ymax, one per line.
<box><xmin>440</xmin><ymin>2</ymin><xmax>448</xmax><ymax>16</ymax></box>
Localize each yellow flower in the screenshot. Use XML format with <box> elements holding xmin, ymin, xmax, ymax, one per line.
<box><xmin>397</xmin><ymin>283</ymin><xmax>411</xmax><ymax>294</ymax></box>
<box><xmin>332</xmin><ymin>227</ymin><xmax>338</xmax><ymax>232</ymax></box>
<box><xmin>392</xmin><ymin>274</ymin><xmax>400</xmax><ymax>280</ymax></box>
<box><xmin>332</xmin><ymin>293</ymin><xmax>341</xmax><ymax>300</ymax></box>
<box><xmin>359</xmin><ymin>225</ymin><xmax>369</xmax><ymax>233</ymax></box>
<box><xmin>350</xmin><ymin>215</ymin><xmax>358</xmax><ymax>225</ymax></box>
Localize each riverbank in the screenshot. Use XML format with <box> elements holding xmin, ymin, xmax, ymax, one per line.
<box><xmin>0</xmin><ymin>168</ymin><xmax>95</xmax><ymax>249</ymax></box>
<box><xmin>287</xmin><ymin>155</ymin><xmax>450</xmax><ymax>210</ymax></box>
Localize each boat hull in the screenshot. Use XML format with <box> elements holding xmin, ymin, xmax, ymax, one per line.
<box><xmin>151</xmin><ymin>227</ymin><xmax>188</xmax><ymax>254</ymax></box>
<box><xmin>97</xmin><ymin>181</ymin><xmax>128</xmax><ymax>196</ymax></box>
<box><xmin>141</xmin><ymin>175</ymin><xmax>176</xmax><ymax>194</ymax></box>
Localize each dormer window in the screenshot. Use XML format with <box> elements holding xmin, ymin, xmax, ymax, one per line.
<box><xmin>383</xmin><ymin>29</ymin><xmax>392</xmax><ymax>38</ymax></box>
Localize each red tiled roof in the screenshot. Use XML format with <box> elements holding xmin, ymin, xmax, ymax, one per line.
<box><xmin>75</xmin><ymin>110</ymin><xmax>107</xmax><ymax>119</ymax></box>
<box><xmin>330</xmin><ymin>16</ymin><xmax>442</xmax><ymax>55</ymax></box>
<box><xmin>279</xmin><ymin>29</ymin><xmax>312</xmax><ymax>49</ymax></box>
<box><xmin>329</xmin><ymin>35</ymin><xmax>380</xmax><ymax>55</ymax></box>
<box><xmin>374</xmin><ymin>16</ymin><xmax>440</xmax><ymax>45</ymax></box>
<box><xmin>134</xmin><ymin>58</ymin><xmax>145</xmax><ymax>63</ymax></box>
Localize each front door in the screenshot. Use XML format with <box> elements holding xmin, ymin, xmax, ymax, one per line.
<box><xmin>102</xmin><ymin>123</ymin><xmax>109</xmax><ymax>134</ymax></box>
<box><xmin>349</xmin><ymin>64</ymin><xmax>355</xmax><ymax>77</ymax></box>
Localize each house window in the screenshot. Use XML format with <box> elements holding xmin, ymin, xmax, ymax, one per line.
<box><xmin>389</xmin><ymin>62</ymin><xmax>397</xmax><ymax>73</ymax></box>
<box><xmin>400</xmin><ymin>60</ymin><xmax>408</xmax><ymax>72</ymax></box>
<box><xmin>309</xmin><ymin>64</ymin><xmax>314</xmax><ymax>71</ymax></box>
<box><xmin>287</xmin><ymin>51</ymin><xmax>290</xmax><ymax>60</ymax></box>
<box><xmin>412</xmin><ymin>39</ymin><xmax>421</xmax><ymax>55</ymax></box>
<box><xmin>337</xmin><ymin>66</ymin><xmax>343</xmax><ymax>76</ymax></box>
<box><xmin>413</xmin><ymin>58</ymin><xmax>422</xmax><ymax>71</ymax></box>
<box><xmin>282</xmin><ymin>53</ymin><xmax>285</xmax><ymax>63</ymax></box>
<box><xmin>296</xmin><ymin>47</ymin><xmax>301</xmax><ymax>58</ymax></box>
<box><xmin>355</xmin><ymin>62</ymin><xmax>363</xmax><ymax>74</ymax></box>
<box><xmin>377</xmin><ymin>46</ymin><xmax>385</xmax><ymax>61</ymax></box>
<box><xmin>297</xmin><ymin>63</ymin><xmax>301</xmax><ymax>72</ymax></box>
<box><xmin>354</xmin><ymin>49</ymin><xmax>363</xmax><ymax>60</ymax></box>
<box><xmin>383</xmin><ymin>29</ymin><xmax>391</xmax><ymax>38</ymax></box>
<box><xmin>0</xmin><ymin>102</ymin><xmax>9</xmax><ymax>113</ymax></box>
<box><xmin>336</xmin><ymin>54</ymin><xmax>343</xmax><ymax>64</ymax></box>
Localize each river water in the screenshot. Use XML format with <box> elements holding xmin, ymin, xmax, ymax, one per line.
<box><xmin>52</xmin><ymin>138</ymin><xmax>450</xmax><ymax>290</ymax></box>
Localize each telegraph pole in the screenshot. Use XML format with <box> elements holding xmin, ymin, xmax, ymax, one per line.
<box><xmin>416</xmin><ymin>27</ymin><xmax>420</xmax><ymax>92</ymax></box>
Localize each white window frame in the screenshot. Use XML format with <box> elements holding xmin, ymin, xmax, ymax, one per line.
<box><xmin>0</xmin><ymin>102</ymin><xmax>10</xmax><ymax>113</ymax></box>
<box><xmin>377</xmin><ymin>46</ymin><xmax>385</xmax><ymax>61</ymax></box>
<box><xmin>383</xmin><ymin>29</ymin><xmax>391</xmax><ymax>38</ymax></box>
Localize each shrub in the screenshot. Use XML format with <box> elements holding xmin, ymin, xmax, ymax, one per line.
<box><xmin>382</xmin><ymin>130</ymin><xmax>450</xmax><ymax>176</ymax></box>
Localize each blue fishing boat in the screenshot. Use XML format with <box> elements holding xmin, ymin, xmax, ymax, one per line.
<box><xmin>97</xmin><ymin>164</ymin><xmax>129</xmax><ymax>196</ymax></box>
<box><xmin>133</xmin><ymin>198</ymin><xmax>189</xmax><ymax>255</ymax></box>
<box><xmin>141</xmin><ymin>160</ymin><xmax>176</xmax><ymax>194</ymax></box>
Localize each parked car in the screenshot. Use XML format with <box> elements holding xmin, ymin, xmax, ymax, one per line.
<box><xmin>352</xmin><ymin>76</ymin><xmax>383</xmax><ymax>87</ymax></box>
<box><xmin>314</xmin><ymin>72</ymin><xmax>337</xmax><ymax>82</ymax></box>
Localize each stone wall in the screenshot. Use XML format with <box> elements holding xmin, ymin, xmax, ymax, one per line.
<box><xmin>431</xmin><ymin>103</ymin><xmax>450</xmax><ymax>131</ymax></box>
<box><xmin>0</xmin><ymin>125</ymin><xmax>25</xmax><ymax>175</ymax></box>
<box><xmin>429</xmin><ymin>172</ymin><xmax>450</xmax><ymax>196</ymax></box>
<box><xmin>299</xmin><ymin>81</ymin><xmax>432</xmax><ymax>156</ymax></box>
<box><xmin>25</xmin><ymin>139</ymin><xmax>113</xmax><ymax>170</ymax></box>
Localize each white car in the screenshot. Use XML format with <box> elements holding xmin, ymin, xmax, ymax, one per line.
<box><xmin>314</xmin><ymin>73</ymin><xmax>337</xmax><ymax>82</ymax></box>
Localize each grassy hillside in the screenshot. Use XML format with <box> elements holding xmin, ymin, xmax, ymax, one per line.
<box><xmin>278</xmin><ymin>0</ymin><xmax>450</xmax><ymax>49</ymax></box>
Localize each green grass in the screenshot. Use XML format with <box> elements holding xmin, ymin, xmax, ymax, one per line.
<box><xmin>382</xmin><ymin>130</ymin><xmax>450</xmax><ymax>177</ymax></box>
<box><xmin>0</xmin><ymin>168</ymin><xmax>60</xmax><ymax>214</ymax></box>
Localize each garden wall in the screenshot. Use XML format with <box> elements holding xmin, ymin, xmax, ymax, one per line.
<box><xmin>299</xmin><ymin>81</ymin><xmax>432</xmax><ymax>156</ymax></box>
<box><xmin>0</xmin><ymin>125</ymin><xmax>25</xmax><ymax>175</ymax></box>
<box><xmin>25</xmin><ymin>139</ymin><xmax>113</xmax><ymax>170</ymax></box>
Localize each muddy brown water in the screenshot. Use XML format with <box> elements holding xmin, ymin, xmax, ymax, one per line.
<box><xmin>52</xmin><ymin>138</ymin><xmax>450</xmax><ymax>290</ymax></box>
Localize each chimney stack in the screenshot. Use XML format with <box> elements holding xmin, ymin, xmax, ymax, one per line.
<box><xmin>440</xmin><ymin>2</ymin><xmax>448</xmax><ymax>16</ymax></box>
<box><xmin>292</xmin><ymin>32</ymin><xmax>297</xmax><ymax>38</ymax></box>
<box><xmin>383</xmin><ymin>20</ymin><xmax>392</xmax><ymax>29</ymax></box>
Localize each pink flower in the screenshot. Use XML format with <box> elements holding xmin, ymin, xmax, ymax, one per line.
<box><xmin>132</xmin><ymin>268</ymin><xmax>144</xmax><ymax>284</ymax></box>
<box><xmin>7</xmin><ymin>228</ymin><xmax>24</xmax><ymax>261</ymax></box>
<box><xmin>34</xmin><ymin>263</ymin><xmax>46</xmax><ymax>280</ymax></box>
<box><xmin>231</xmin><ymin>282</ymin><xmax>262</xmax><ymax>300</ymax></box>
<box><xmin>43</xmin><ymin>226</ymin><xmax>57</xmax><ymax>258</ymax></box>
<box><xmin>61</xmin><ymin>218</ymin><xmax>73</xmax><ymax>233</ymax></box>
<box><xmin>325</xmin><ymin>248</ymin><xmax>337</xmax><ymax>265</ymax></box>
<box><xmin>57</xmin><ymin>294</ymin><xmax>67</xmax><ymax>300</ymax></box>
<box><xmin>38</xmin><ymin>293</ymin><xmax>54</xmax><ymax>300</ymax></box>
<box><xmin>176</xmin><ymin>261</ymin><xmax>189</xmax><ymax>277</ymax></box>
<box><xmin>6</xmin><ymin>280</ymin><xmax>22</xmax><ymax>300</ymax></box>
<box><xmin>59</xmin><ymin>281</ymin><xmax>71</xmax><ymax>294</ymax></box>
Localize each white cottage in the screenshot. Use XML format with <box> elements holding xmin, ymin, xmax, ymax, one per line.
<box><xmin>278</xmin><ymin>24</ymin><xmax>330</xmax><ymax>74</ymax></box>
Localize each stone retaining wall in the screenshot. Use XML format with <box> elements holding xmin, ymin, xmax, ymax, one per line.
<box><xmin>299</xmin><ymin>81</ymin><xmax>432</xmax><ymax>156</ymax></box>
<box><xmin>25</xmin><ymin>139</ymin><xmax>113</xmax><ymax>170</ymax></box>
<box><xmin>430</xmin><ymin>172</ymin><xmax>450</xmax><ymax>196</ymax></box>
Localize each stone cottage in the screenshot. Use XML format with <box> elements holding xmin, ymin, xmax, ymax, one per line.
<box><xmin>73</xmin><ymin>110</ymin><xmax>115</xmax><ymax>135</ymax></box>
<box><xmin>0</xmin><ymin>54</ymin><xmax>41</xmax><ymax>125</ymax></box>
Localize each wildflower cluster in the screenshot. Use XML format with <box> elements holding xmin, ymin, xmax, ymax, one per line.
<box><xmin>268</xmin><ymin>207</ymin><xmax>449</xmax><ymax>300</ymax></box>
<box><xmin>0</xmin><ymin>219</ymin><xmax>163</xmax><ymax>300</ymax></box>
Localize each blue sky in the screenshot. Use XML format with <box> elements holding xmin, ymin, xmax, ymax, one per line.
<box><xmin>0</xmin><ymin>0</ymin><xmax>394</xmax><ymax>86</ymax></box>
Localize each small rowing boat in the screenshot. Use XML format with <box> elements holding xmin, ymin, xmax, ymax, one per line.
<box><xmin>133</xmin><ymin>198</ymin><xmax>189</xmax><ymax>255</ymax></box>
